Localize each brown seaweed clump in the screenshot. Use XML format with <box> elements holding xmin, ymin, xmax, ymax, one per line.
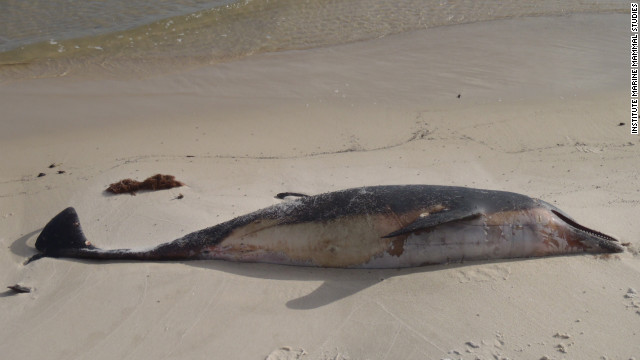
<box><xmin>106</xmin><ymin>174</ymin><xmax>184</xmax><ymax>195</ymax></box>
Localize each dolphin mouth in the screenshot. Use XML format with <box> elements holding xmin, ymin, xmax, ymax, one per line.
<box><xmin>550</xmin><ymin>210</ymin><xmax>624</xmax><ymax>253</ymax></box>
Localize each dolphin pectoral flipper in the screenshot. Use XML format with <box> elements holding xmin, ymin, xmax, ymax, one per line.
<box><xmin>382</xmin><ymin>209</ymin><xmax>482</xmax><ymax>238</ymax></box>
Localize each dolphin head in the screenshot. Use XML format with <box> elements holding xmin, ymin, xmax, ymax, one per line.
<box><xmin>534</xmin><ymin>199</ymin><xmax>624</xmax><ymax>254</ymax></box>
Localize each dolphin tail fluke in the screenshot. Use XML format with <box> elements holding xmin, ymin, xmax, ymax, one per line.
<box><xmin>27</xmin><ymin>207</ymin><xmax>96</xmax><ymax>263</ymax></box>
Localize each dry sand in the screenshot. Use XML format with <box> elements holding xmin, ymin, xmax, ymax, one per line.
<box><xmin>1</xmin><ymin>13</ymin><xmax>639</xmax><ymax>359</ymax></box>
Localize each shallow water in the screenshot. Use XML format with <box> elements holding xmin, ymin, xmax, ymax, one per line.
<box><xmin>0</xmin><ymin>0</ymin><xmax>235</xmax><ymax>52</ymax></box>
<box><xmin>0</xmin><ymin>0</ymin><xmax>628</xmax><ymax>79</ymax></box>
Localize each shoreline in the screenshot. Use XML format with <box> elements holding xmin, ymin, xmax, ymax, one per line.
<box><xmin>1</xmin><ymin>8</ymin><xmax>630</xmax><ymax>81</ymax></box>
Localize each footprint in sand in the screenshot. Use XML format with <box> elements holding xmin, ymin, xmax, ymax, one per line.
<box><xmin>265</xmin><ymin>347</ymin><xmax>308</xmax><ymax>360</ymax></box>
<box><xmin>453</xmin><ymin>264</ymin><xmax>512</xmax><ymax>283</ymax></box>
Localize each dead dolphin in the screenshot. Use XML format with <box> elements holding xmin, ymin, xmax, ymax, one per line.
<box><xmin>29</xmin><ymin>185</ymin><xmax>623</xmax><ymax>267</ymax></box>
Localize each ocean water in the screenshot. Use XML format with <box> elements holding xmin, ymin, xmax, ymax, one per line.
<box><xmin>0</xmin><ymin>0</ymin><xmax>628</xmax><ymax>79</ymax></box>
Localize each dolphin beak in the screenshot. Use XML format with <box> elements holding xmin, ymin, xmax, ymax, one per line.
<box><xmin>550</xmin><ymin>210</ymin><xmax>624</xmax><ymax>253</ymax></box>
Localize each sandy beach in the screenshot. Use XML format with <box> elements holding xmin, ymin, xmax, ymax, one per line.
<box><xmin>1</xmin><ymin>12</ymin><xmax>639</xmax><ymax>359</ymax></box>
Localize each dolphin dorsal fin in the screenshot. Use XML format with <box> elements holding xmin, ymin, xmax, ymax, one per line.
<box><xmin>382</xmin><ymin>209</ymin><xmax>482</xmax><ymax>238</ymax></box>
<box><xmin>275</xmin><ymin>192</ymin><xmax>310</xmax><ymax>200</ymax></box>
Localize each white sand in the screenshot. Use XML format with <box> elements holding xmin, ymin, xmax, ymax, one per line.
<box><xmin>1</xmin><ymin>13</ymin><xmax>639</xmax><ymax>359</ymax></box>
